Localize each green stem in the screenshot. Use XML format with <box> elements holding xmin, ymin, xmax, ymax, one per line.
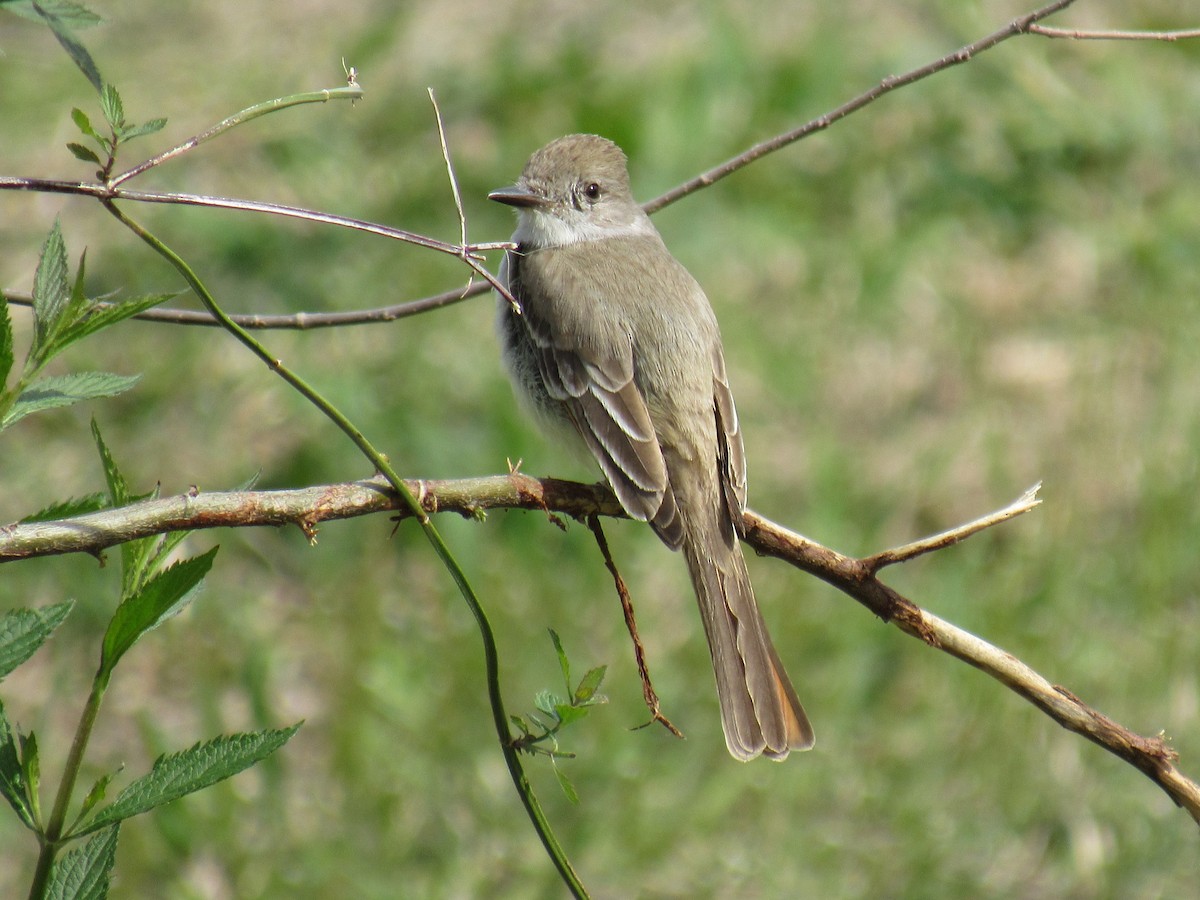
<box><xmin>109</xmin><ymin>85</ymin><xmax>364</xmax><ymax>187</ymax></box>
<box><xmin>103</xmin><ymin>203</ymin><xmax>589</xmax><ymax>898</ymax></box>
<box><xmin>27</xmin><ymin>670</ymin><xmax>109</xmax><ymax>900</ymax></box>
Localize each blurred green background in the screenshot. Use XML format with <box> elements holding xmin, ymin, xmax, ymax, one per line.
<box><xmin>2</xmin><ymin>1</ymin><xmax>1198</xmax><ymax>896</ymax></box>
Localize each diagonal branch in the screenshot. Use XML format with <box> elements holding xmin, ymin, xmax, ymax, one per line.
<box><xmin>2</xmin><ymin>473</ymin><xmax>1196</xmax><ymax>824</ymax></box>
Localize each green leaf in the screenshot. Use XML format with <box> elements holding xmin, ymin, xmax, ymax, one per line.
<box><xmin>573</xmin><ymin>665</ymin><xmax>607</xmax><ymax>705</ymax></box>
<box><xmin>57</xmin><ymin>292</ymin><xmax>178</xmax><ymax>346</ymax></box>
<box><xmin>3</xmin><ymin>372</ymin><xmax>142</xmax><ymax>428</ymax></box>
<box><xmin>70</xmin><ymin>107</ymin><xmax>97</xmax><ymax>139</ymax></box>
<box><xmin>549</xmin><ymin>628</ymin><xmax>571</xmax><ymax>692</ymax></box>
<box><xmin>20</xmin><ymin>493</ymin><xmax>107</xmax><ymax>523</ymax></box>
<box><xmin>0</xmin><ymin>700</ymin><xmax>35</xmax><ymax>830</ymax></box>
<box><xmin>101</xmin><ymin>547</ymin><xmax>217</xmax><ymax>675</ymax></box>
<box><xmin>534</xmin><ymin>689</ymin><xmax>560</xmax><ymax>719</ymax></box>
<box><xmin>99</xmin><ymin>83</ymin><xmax>124</xmax><ymax>129</ymax></box>
<box><xmin>0</xmin><ymin>292</ymin><xmax>13</xmax><ymax>387</ymax></box>
<box><xmin>115</xmin><ymin>117</ymin><xmax>167</xmax><ymax>143</ymax></box>
<box><xmin>73</xmin><ymin>771</ymin><xmax>116</xmax><ymax>829</ymax></box>
<box><xmin>46</xmin><ymin>824</ymin><xmax>119</xmax><ymax>900</ymax></box>
<box><xmin>9</xmin><ymin>0</ymin><xmax>102</xmax><ymax>29</ymax></box>
<box><xmin>552</xmin><ymin>761</ymin><xmax>580</xmax><ymax>805</ymax></box>
<box><xmin>31</xmin><ymin>1</ymin><xmax>104</xmax><ymax>93</ymax></box>
<box><xmin>31</xmin><ymin>219</ymin><xmax>70</xmax><ymax>360</ymax></box>
<box><xmin>66</xmin><ymin>142</ymin><xmax>102</xmax><ymax>165</ymax></box>
<box><xmin>20</xmin><ymin>730</ymin><xmax>40</xmax><ymax>822</ymax></box>
<box><xmin>553</xmin><ymin>704</ymin><xmax>589</xmax><ymax>728</ymax></box>
<box><xmin>90</xmin><ymin>418</ymin><xmax>127</xmax><ymax>506</ymax></box>
<box><xmin>0</xmin><ymin>602</ymin><xmax>74</xmax><ymax>680</ymax></box>
<box><xmin>80</xmin><ymin>725</ymin><xmax>302</xmax><ymax>834</ymax></box>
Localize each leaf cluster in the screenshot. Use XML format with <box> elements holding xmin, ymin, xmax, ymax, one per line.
<box><xmin>0</xmin><ymin>431</ymin><xmax>299</xmax><ymax>899</ymax></box>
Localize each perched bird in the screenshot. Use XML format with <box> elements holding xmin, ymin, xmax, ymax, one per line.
<box><xmin>491</xmin><ymin>134</ymin><xmax>813</xmax><ymax>760</ymax></box>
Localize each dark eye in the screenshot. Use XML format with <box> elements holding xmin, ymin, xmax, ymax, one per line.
<box><xmin>583</xmin><ymin>182</ymin><xmax>602</xmax><ymax>201</ymax></box>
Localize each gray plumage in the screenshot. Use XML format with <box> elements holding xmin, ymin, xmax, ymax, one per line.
<box><xmin>491</xmin><ymin>134</ymin><xmax>814</xmax><ymax>760</ymax></box>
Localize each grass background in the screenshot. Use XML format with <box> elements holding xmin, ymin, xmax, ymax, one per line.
<box><xmin>2</xmin><ymin>0</ymin><xmax>1198</xmax><ymax>896</ymax></box>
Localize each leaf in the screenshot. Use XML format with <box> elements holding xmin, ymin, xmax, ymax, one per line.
<box><xmin>116</xmin><ymin>117</ymin><xmax>167</xmax><ymax>143</ymax></box>
<box><xmin>0</xmin><ymin>602</ymin><xmax>74</xmax><ymax>680</ymax></box>
<box><xmin>99</xmin><ymin>83</ymin><xmax>123</xmax><ymax>130</ymax></box>
<box><xmin>101</xmin><ymin>547</ymin><xmax>217</xmax><ymax>676</ymax></box>
<box><xmin>73</xmin><ymin>771</ymin><xmax>116</xmax><ymax>831</ymax></box>
<box><xmin>573</xmin><ymin>665</ymin><xmax>607</xmax><ymax>705</ymax></box>
<box><xmin>31</xmin><ymin>1</ymin><xmax>104</xmax><ymax>93</ymax></box>
<box><xmin>549</xmin><ymin>628</ymin><xmax>571</xmax><ymax>692</ymax></box>
<box><xmin>90</xmin><ymin>418</ymin><xmax>128</xmax><ymax>506</ymax></box>
<box><xmin>2</xmin><ymin>372</ymin><xmax>141</xmax><ymax>428</ymax></box>
<box><xmin>66</xmin><ymin>142</ymin><xmax>102</xmax><ymax>165</ymax></box>
<box><xmin>553</xmin><ymin>704</ymin><xmax>589</xmax><ymax>728</ymax></box>
<box><xmin>57</xmin><ymin>292</ymin><xmax>178</xmax><ymax>346</ymax></box>
<box><xmin>533</xmin><ymin>689</ymin><xmax>560</xmax><ymax>720</ymax></box>
<box><xmin>31</xmin><ymin>219</ymin><xmax>70</xmax><ymax>360</ymax></box>
<box><xmin>9</xmin><ymin>0</ymin><xmax>102</xmax><ymax>29</ymax></box>
<box><xmin>80</xmin><ymin>725</ymin><xmax>302</xmax><ymax>833</ymax></box>
<box><xmin>20</xmin><ymin>493</ymin><xmax>107</xmax><ymax>523</ymax></box>
<box><xmin>0</xmin><ymin>292</ymin><xmax>13</xmax><ymax>387</ymax></box>
<box><xmin>20</xmin><ymin>730</ymin><xmax>40</xmax><ymax>821</ymax></box>
<box><xmin>69</xmin><ymin>107</ymin><xmax>97</xmax><ymax>139</ymax></box>
<box><xmin>0</xmin><ymin>700</ymin><xmax>35</xmax><ymax>830</ymax></box>
<box><xmin>45</xmin><ymin>824</ymin><xmax>119</xmax><ymax>900</ymax></box>
<box><xmin>552</xmin><ymin>761</ymin><xmax>580</xmax><ymax>805</ymax></box>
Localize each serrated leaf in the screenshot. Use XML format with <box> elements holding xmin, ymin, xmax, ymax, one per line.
<box><xmin>3</xmin><ymin>372</ymin><xmax>141</xmax><ymax>428</ymax></box>
<box><xmin>0</xmin><ymin>602</ymin><xmax>74</xmax><ymax>680</ymax></box>
<box><xmin>0</xmin><ymin>700</ymin><xmax>35</xmax><ymax>830</ymax></box>
<box><xmin>33</xmin><ymin>2</ymin><xmax>103</xmax><ymax>93</ymax></box>
<box><xmin>101</xmin><ymin>547</ymin><xmax>217</xmax><ymax>675</ymax></box>
<box><xmin>90</xmin><ymin>418</ymin><xmax>127</xmax><ymax>506</ymax></box>
<box><xmin>0</xmin><ymin>292</ymin><xmax>13</xmax><ymax>386</ymax></box>
<box><xmin>116</xmin><ymin>117</ymin><xmax>166</xmax><ymax>143</ymax></box>
<box><xmin>57</xmin><ymin>292</ymin><xmax>178</xmax><ymax>346</ymax></box>
<box><xmin>66</xmin><ymin>142</ymin><xmax>102</xmax><ymax>165</ymax></box>
<box><xmin>99</xmin><ymin>83</ymin><xmax>123</xmax><ymax>129</ymax></box>
<box><xmin>573</xmin><ymin>665</ymin><xmax>607</xmax><ymax>704</ymax></box>
<box><xmin>19</xmin><ymin>493</ymin><xmax>107</xmax><ymax>523</ymax></box>
<box><xmin>80</xmin><ymin>725</ymin><xmax>301</xmax><ymax>833</ymax></box>
<box><xmin>71</xmin><ymin>770</ymin><xmax>116</xmax><ymax>834</ymax></box>
<box><xmin>31</xmin><ymin>219</ymin><xmax>70</xmax><ymax>359</ymax></box>
<box><xmin>46</xmin><ymin>824</ymin><xmax>118</xmax><ymax>900</ymax></box>
<box><xmin>533</xmin><ymin>689</ymin><xmax>560</xmax><ymax>719</ymax></box>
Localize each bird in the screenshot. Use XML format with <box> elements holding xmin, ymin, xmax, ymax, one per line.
<box><xmin>490</xmin><ymin>134</ymin><xmax>813</xmax><ymax>760</ymax></box>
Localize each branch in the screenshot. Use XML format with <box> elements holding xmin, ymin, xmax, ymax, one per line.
<box><xmin>3</xmin><ymin>474</ymin><xmax>1196</xmax><ymax>824</ymax></box>
<box><xmin>1028</xmin><ymin>25</ymin><xmax>1200</xmax><ymax>41</ymax></box>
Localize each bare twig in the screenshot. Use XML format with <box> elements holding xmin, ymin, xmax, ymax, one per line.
<box><xmin>3</xmin><ymin>473</ymin><xmax>1196</xmax><ymax>824</ymax></box>
<box><xmin>1028</xmin><ymin>24</ymin><xmax>1200</xmax><ymax>41</ymax></box>
<box><xmin>863</xmin><ymin>482</ymin><xmax>1043</xmax><ymax>571</ymax></box>
<box><xmin>643</xmin><ymin>0</ymin><xmax>1079</xmax><ymax>213</ymax></box>
<box><xmin>585</xmin><ymin>515</ymin><xmax>685</xmax><ymax>739</ymax></box>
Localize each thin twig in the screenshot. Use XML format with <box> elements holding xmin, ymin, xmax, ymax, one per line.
<box><xmin>1028</xmin><ymin>24</ymin><xmax>1200</xmax><ymax>41</ymax></box>
<box><xmin>863</xmin><ymin>482</ymin><xmax>1043</xmax><ymax>571</ymax></box>
<box><xmin>108</xmin><ymin>85</ymin><xmax>364</xmax><ymax>188</ymax></box>
<box><xmin>585</xmin><ymin>515</ymin><xmax>685</xmax><ymax>739</ymax></box>
<box><xmin>642</xmin><ymin>0</ymin><xmax>1079</xmax><ymax>213</ymax></box>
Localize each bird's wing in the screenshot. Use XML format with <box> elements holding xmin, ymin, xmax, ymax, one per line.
<box><xmin>711</xmin><ymin>343</ymin><xmax>748</xmax><ymax>535</ymax></box>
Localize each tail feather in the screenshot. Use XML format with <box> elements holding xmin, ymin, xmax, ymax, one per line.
<box><xmin>682</xmin><ymin>521</ymin><xmax>814</xmax><ymax>761</ymax></box>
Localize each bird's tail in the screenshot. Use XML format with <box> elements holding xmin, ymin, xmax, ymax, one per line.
<box><xmin>681</xmin><ymin>511</ymin><xmax>814</xmax><ymax>761</ymax></box>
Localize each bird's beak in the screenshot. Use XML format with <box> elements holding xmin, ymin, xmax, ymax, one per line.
<box><xmin>488</xmin><ymin>184</ymin><xmax>546</xmax><ymax>208</ymax></box>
